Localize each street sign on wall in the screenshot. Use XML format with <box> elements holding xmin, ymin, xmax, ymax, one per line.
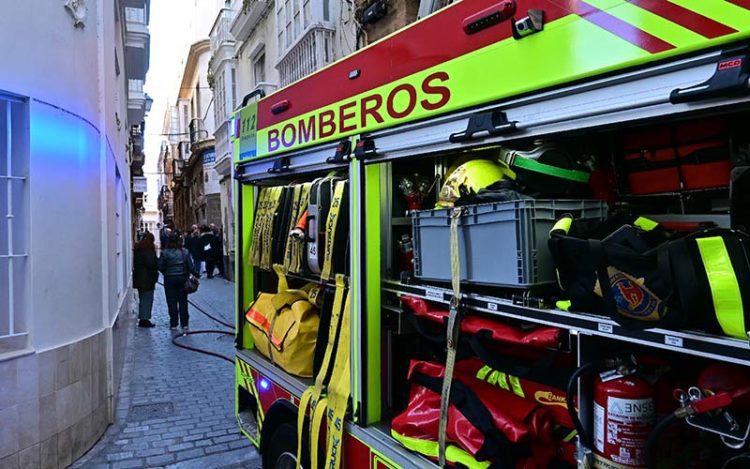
<box><xmin>203</xmin><ymin>150</ymin><xmax>216</xmax><ymax>165</ymax></box>
<box><xmin>133</xmin><ymin>177</ymin><xmax>148</xmax><ymax>193</ymax></box>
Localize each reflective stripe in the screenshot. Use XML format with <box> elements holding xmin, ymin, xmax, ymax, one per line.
<box><xmin>476</xmin><ymin>365</ymin><xmax>492</xmax><ymax>381</ymax></box>
<box><xmin>586</xmin><ymin>0</ymin><xmax>705</xmax><ymax>47</ymax></box>
<box><xmin>556</xmin><ymin>299</ymin><xmax>573</xmax><ymax>311</ymax></box>
<box><xmin>550</xmin><ymin>216</ymin><xmax>573</xmax><ymax>235</ymax></box>
<box><xmin>512</xmin><ymin>156</ymin><xmax>591</xmax><ymax>183</ymax></box>
<box><xmin>245</xmin><ymin>308</ymin><xmax>270</xmax><ymax>333</ymax></box>
<box><xmin>670</xmin><ymin>0</ymin><xmax>750</xmax><ymax>31</ymax></box>
<box><xmin>390</xmin><ymin>430</ymin><xmax>491</xmax><ymax>469</ymax></box>
<box><xmin>509</xmin><ymin>375</ymin><xmax>525</xmax><ymax>398</ymax></box>
<box><xmin>697</xmin><ymin>237</ymin><xmax>746</xmax><ymax>339</ymax></box>
<box><xmin>634</xmin><ymin>216</ymin><xmax>659</xmax><ymax>232</ymax></box>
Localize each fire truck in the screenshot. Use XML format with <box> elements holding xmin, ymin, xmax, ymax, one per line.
<box><xmin>232</xmin><ymin>1</ymin><xmax>750</xmax><ymax>467</ymax></box>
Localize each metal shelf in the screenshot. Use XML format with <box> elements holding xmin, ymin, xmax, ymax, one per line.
<box><xmin>383</xmin><ymin>279</ymin><xmax>750</xmax><ymax>366</ymax></box>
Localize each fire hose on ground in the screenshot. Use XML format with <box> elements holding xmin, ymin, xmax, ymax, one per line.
<box><xmin>156</xmin><ymin>281</ymin><xmax>236</xmax><ymax>364</ymax></box>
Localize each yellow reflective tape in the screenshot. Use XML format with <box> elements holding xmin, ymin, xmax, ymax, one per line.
<box><xmin>551</xmin><ymin>216</ymin><xmax>573</xmax><ymax>235</ymax></box>
<box><xmin>586</xmin><ymin>0</ymin><xmax>702</xmax><ymax>47</ymax></box>
<box><xmin>634</xmin><ymin>216</ymin><xmax>659</xmax><ymax>232</ymax></box>
<box><xmin>563</xmin><ymin>429</ymin><xmax>578</xmax><ymax>443</ymax></box>
<box><xmin>670</xmin><ymin>0</ymin><xmax>750</xmax><ymax>31</ymax></box>
<box><xmin>390</xmin><ymin>430</ymin><xmax>491</xmax><ymax>469</ymax></box>
<box><xmin>476</xmin><ymin>365</ymin><xmax>492</xmax><ymax>381</ymax></box>
<box><xmin>696</xmin><ymin>237</ymin><xmax>746</xmax><ymax>339</ymax></box>
<box><xmin>509</xmin><ymin>375</ymin><xmax>525</xmax><ymax>398</ymax></box>
<box><xmin>556</xmin><ymin>300</ymin><xmax>573</xmax><ymax>311</ymax></box>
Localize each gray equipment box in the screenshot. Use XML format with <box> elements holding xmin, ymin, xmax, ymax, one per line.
<box><xmin>411</xmin><ymin>199</ymin><xmax>608</xmax><ymax>288</ymax></box>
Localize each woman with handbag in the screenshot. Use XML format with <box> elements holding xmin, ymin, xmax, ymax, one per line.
<box><xmin>133</xmin><ymin>232</ymin><xmax>159</xmax><ymax>328</ymax></box>
<box><xmin>158</xmin><ymin>233</ymin><xmax>200</xmax><ymax>330</ymax></box>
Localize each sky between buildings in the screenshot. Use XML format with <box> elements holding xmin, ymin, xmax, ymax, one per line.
<box><xmin>142</xmin><ymin>0</ymin><xmax>223</xmax><ymax>211</ymax></box>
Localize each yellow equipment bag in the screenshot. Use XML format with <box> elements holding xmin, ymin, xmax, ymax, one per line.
<box><xmin>245</xmin><ymin>267</ymin><xmax>320</xmax><ymax>377</ymax></box>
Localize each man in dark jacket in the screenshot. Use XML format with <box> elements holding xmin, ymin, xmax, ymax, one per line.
<box><xmin>200</xmin><ymin>225</ymin><xmax>223</xmax><ymax>278</ymax></box>
<box><xmin>185</xmin><ymin>224</ymin><xmax>202</xmax><ymax>274</ymax></box>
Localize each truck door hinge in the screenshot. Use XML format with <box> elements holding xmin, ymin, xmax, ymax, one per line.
<box><xmin>353</xmin><ymin>137</ymin><xmax>377</xmax><ymax>160</ymax></box>
<box><xmin>512</xmin><ymin>9</ymin><xmax>544</xmax><ymax>39</ymax></box>
<box><xmin>267</xmin><ymin>156</ymin><xmax>291</xmax><ymax>174</ymax></box>
<box><xmin>326</xmin><ymin>139</ymin><xmax>352</xmax><ymax>164</ymax></box>
<box><xmin>449</xmin><ymin>109</ymin><xmax>519</xmax><ymax>143</ymax></box>
<box><xmin>670</xmin><ymin>48</ymin><xmax>750</xmax><ymax>104</ymax></box>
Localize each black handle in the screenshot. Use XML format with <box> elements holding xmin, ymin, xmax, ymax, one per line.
<box><xmin>241</xmin><ymin>89</ymin><xmax>266</xmax><ymax>107</ymax></box>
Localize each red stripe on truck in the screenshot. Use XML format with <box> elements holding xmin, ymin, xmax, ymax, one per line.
<box><xmin>628</xmin><ymin>0</ymin><xmax>737</xmax><ymax>38</ymax></box>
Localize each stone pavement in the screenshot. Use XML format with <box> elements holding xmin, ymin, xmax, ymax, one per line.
<box><xmin>71</xmin><ymin>277</ymin><xmax>260</xmax><ymax>469</ymax></box>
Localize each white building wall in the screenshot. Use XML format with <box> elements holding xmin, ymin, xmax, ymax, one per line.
<box><xmin>236</xmin><ymin>12</ymin><xmax>279</xmax><ymax>97</ymax></box>
<box><xmin>0</xmin><ymin>1</ymin><xmax>144</xmax><ymax>466</ymax></box>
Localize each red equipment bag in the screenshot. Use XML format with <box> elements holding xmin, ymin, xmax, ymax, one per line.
<box><xmin>621</xmin><ymin>118</ymin><xmax>732</xmax><ymax>195</ymax></box>
<box><xmin>401</xmin><ymin>296</ymin><xmax>563</xmax><ymax>350</ymax></box>
<box><xmin>392</xmin><ymin>359</ymin><xmax>576</xmax><ymax>468</ymax></box>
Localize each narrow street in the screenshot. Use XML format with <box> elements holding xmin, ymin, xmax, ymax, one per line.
<box><xmin>71</xmin><ymin>279</ymin><xmax>259</xmax><ymax>469</ymax></box>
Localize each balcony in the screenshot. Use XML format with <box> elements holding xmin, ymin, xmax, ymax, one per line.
<box><xmin>277</xmin><ymin>25</ymin><xmax>336</xmax><ymax>86</ymax></box>
<box><xmin>189</xmin><ymin>118</ymin><xmax>210</xmax><ymax>146</ymax></box>
<box><xmin>229</xmin><ymin>0</ymin><xmax>272</xmax><ymax>42</ymax></box>
<box><xmin>210</xmin><ymin>9</ymin><xmax>236</xmax><ymax>53</ymax></box>
<box><xmin>124</xmin><ymin>6</ymin><xmax>150</xmax><ymax>80</ymax></box>
<box><xmin>128</xmin><ymin>79</ymin><xmax>147</xmax><ymax>124</ymax></box>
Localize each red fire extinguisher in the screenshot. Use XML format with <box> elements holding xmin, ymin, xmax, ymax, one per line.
<box><xmin>593</xmin><ymin>373</ymin><xmax>656</xmax><ymax>468</ymax></box>
<box><xmin>567</xmin><ymin>358</ymin><xmax>656</xmax><ymax>469</ymax></box>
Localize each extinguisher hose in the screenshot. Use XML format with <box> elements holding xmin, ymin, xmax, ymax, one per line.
<box><xmin>645</xmin><ymin>412</ymin><xmax>680</xmax><ymax>469</ymax></box>
<box><xmin>566</xmin><ymin>359</ymin><xmax>617</xmax><ymax>450</ymax></box>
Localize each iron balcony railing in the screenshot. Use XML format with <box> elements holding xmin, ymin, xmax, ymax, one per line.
<box><xmin>277</xmin><ymin>25</ymin><xmax>336</xmax><ymax>87</ymax></box>
<box><xmin>210</xmin><ymin>9</ymin><xmax>235</xmax><ymax>52</ymax></box>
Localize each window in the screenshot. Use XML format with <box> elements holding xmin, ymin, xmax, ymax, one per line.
<box><xmin>253</xmin><ymin>52</ymin><xmax>266</xmax><ymax>87</ymax></box>
<box><xmin>115</xmin><ymin>48</ymin><xmax>120</xmax><ymax>76</ymax></box>
<box><xmin>0</xmin><ymin>94</ymin><xmax>28</xmax><ymax>344</ymax></box>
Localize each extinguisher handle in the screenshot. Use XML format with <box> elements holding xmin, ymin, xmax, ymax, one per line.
<box><xmin>691</xmin><ymin>392</ymin><xmax>733</xmax><ymax>414</ymax></box>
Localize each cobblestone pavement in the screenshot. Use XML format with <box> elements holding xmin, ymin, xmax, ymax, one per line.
<box><xmin>72</xmin><ymin>277</ymin><xmax>260</xmax><ymax>469</ymax></box>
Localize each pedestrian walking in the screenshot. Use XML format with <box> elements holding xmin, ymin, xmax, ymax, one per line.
<box><xmin>158</xmin><ymin>233</ymin><xmax>200</xmax><ymax>330</ymax></box>
<box><xmin>133</xmin><ymin>232</ymin><xmax>158</xmax><ymax>328</ymax></box>
<box><xmin>185</xmin><ymin>225</ymin><xmax>203</xmax><ymax>275</ymax></box>
<box><xmin>201</xmin><ymin>225</ymin><xmax>224</xmax><ymax>278</ymax></box>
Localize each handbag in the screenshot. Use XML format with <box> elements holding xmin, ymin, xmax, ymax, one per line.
<box><xmin>181</xmin><ymin>250</ymin><xmax>200</xmax><ymax>294</ymax></box>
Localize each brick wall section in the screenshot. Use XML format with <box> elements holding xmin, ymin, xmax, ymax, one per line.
<box><xmin>356</xmin><ymin>0</ymin><xmax>420</xmax><ymax>45</ymax></box>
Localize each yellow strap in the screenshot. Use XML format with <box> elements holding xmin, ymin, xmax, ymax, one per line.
<box><xmin>550</xmin><ymin>215</ymin><xmax>573</xmax><ymax>236</ymax></box>
<box><xmin>323</xmin><ymin>286</ymin><xmax>351</xmax><ymax>469</ymax></box>
<box><xmin>310</xmin><ymin>396</ymin><xmax>328</xmax><ymax>469</ymax></box>
<box><xmin>296</xmin><ymin>276</ymin><xmax>347</xmax><ymax>467</ymax></box>
<box><xmin>634</xmin><ymin>216</ymin><xmax>659</xmax><ymax>232</ymax></box>
<box><xmin>249</xmin><ymin>187</ymin><xmax>270</xmax><ymax>266</ymax></box>
<box><xmin>261</xmin><ymin>186</ymin><xmax>283</xmax><ymax>270</ymax></box>
<box><xmin>696</xmin><ymin>237</ymin><xmax>746</xmax><ymax>339</ymax></box>
<box><xmin>321</xmin><ymin>181</ymin><xmax>346</xmax><ymax>281</ymax></box>
<box><xmin>295</xmin><ymin>387</ymin><xmax>314</xmax><ymax>469</ymax></box>
<box><xmin>273</xmin><ymin>264</ymin><xmax>289</xmax><ymax>292</ymax></box>
<box><xmin>284</xmin><ymin>185</ymin><xmax>304</xmax><ymax>271</ymax></box>
<box><xmin>439</xmin><ymin>208</ymin><xmax>464</xmax><ymax>467</ymax></box>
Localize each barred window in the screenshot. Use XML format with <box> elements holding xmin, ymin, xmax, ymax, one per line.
<box><xmin>0</xmin><ymin>93</ymin><xmax>28</xmax><ymax>350</ymax></box>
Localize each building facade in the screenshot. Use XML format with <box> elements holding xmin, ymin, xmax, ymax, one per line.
<box><xmin>0</xmin><ymin>1</ymin><xmax>150</xmax><ymax>467</ymax></box>
<box><xmin>170</xmin><ymin>40</ymin><xmax>221</xmax><ymax>232</ymax></box>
